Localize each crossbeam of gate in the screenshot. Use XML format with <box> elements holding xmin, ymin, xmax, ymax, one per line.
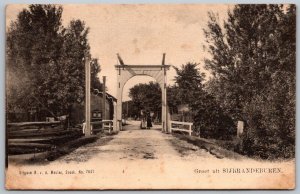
<box><xmin>114</xmin><ymin>54</ymin><xmax>171</xmax><ymax>133</ymax></box>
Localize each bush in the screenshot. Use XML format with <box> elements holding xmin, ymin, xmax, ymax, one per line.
<box><xmin>192</xmin><ymin>92</ymin><xmax>236</xmax><ymax>140</ymax></box>
<box><xmin>238</xmin><ymin>74</ymin><xmax>295</xmax><ymax>159</ymax></box>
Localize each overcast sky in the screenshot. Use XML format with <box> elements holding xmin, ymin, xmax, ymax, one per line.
<box><xmin>6</xmin><ymin>4</ymin><xmax>231</xmax><ymax>101</ymax></box>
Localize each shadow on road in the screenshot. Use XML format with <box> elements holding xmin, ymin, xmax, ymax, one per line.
<box><xmin>122</xmin><ymin>120</ymin><xmax>162</xmax><ymax>131</ymax></box>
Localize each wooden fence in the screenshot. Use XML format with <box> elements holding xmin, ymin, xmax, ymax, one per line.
<box><xmin>83</xmin><ymin>120</ymin><xmax>114</xmax><ymax>134</ymax></box>
<box><xmin>169</xmin><ymin>121</ymin><xmax>193</xmax><ymax>136</ymax></box>
<box><xmin>102</xmin><ymin>120</ymin><xmax>113</xmax><ymax>133</ymax></box>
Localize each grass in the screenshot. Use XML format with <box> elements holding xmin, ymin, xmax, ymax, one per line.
<box><xmin>9</xmin><ymin>130</ymin><xmax>118</xmax><ymax>165</ymax></box>
<box><xmin>172</xmin><ymin>133</ymin><xmax>244</xmax><ymax>160</ymax></box>
<box><xmin>45</xmin><ymin>135</ymin><xmax>99</xmax><ymax>162</ymax></box>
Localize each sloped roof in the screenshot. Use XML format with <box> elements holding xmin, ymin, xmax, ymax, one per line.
<box><xmin>92</xmin><ymin>89</ymin><xmax>117</xmax><ymax>102</ymax></box>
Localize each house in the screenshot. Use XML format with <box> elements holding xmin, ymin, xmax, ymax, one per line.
<box><xmin>7</xmin><ymin>89</ymin><xmax>117</xmax><ymax>126</ymax></box>
<box><xmin>69</xmin><ymin>90</ymin><xmax>117</xmax><ymax>126</ymax></box>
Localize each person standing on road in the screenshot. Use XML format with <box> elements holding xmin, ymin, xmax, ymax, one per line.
<box><xmin>146</xmin><ymin>111</ymin><xmax>152</xmax><ymax>129</ymax></box>
<box><xmin>140</xmin><ymin>109</ymin><xmax>146</xmax><ymax>129</ymax></box>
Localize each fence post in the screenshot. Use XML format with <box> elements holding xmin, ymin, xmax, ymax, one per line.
<box><xmin>189</xmin><ymin>125</ymin><xmax>192</xmax><ymax>136</ymax></box>
<box><xmin>237</xmin><ymin>120</ymin><xmax>244</xmax><ymax>138</ymax></box>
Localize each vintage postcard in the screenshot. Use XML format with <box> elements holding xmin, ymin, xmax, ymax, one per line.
<box><xmin>5</xmin><ymin>4</ymin><xmax>295</xmax><ymax>189</ymax></box>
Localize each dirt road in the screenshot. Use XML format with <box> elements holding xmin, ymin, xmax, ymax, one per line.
<box><xmin>59</xmin><ymin>120</ymin><xmax>215</xmax><ymax>163</ymax></box>
<box><xmin>6</xmin><ymin>120</ymin><xmax>295</xmax><ymax>189</ymax></box>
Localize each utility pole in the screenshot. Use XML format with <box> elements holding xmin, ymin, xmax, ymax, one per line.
<box><xmin>127</xmin><ymin>101</ymin><xmax>129</xmax><ymax>117</ymax></box>
<box><xmin>102</xmin><ymin>76</ymin><xmax>106</xmax><ymax>120</ymax></box>
<box><xmin>85</xmin><ymin>55</ymin><xmax>91</xmax><ymax>136</ymax></box>
<box><xmin>162</xmin><ymin>53</ymin><xmax>166</xmax><ymax>65</ymax></box>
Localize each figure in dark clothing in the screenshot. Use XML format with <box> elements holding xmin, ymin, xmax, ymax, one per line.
<box><xmin>146</xmin><ymin>112</ymin><xmax>152</xmax><ymax>129</ymax></box>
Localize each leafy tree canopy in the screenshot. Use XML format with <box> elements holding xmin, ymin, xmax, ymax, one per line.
<box><xmin>129</xmin><ymin>81</ymin><xmax>161</xmax><ymax>118</ymax></box>
<box><xmin>6</xmin><ymin>5</ymin><xmax>102</xmax><ymax>119</ymax></box>
<box><xmin>204</xmin><ymin>4</ymin><xmax>295</xmax><ymax>158</ymax></box>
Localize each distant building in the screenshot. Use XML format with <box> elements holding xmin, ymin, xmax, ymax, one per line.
<box><xmin>7</xmin><ymin>91</ymin><xmax>117</xmax><ymax>125</ymax></box>
<box><xmin>70</xmin><ymin>91</ymin><xmax>116</xmax><ymax>126</ymax></box>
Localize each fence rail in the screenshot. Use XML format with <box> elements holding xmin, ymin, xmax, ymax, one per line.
<box><xmin>83</xmin><ymin>120</ymin><xmax>114</xmax><ymax>134</ymax></box>
<box><xmin>101</xmin><ymin>120</ymin><xmax>113</xmax><ymax>133</ymax></box>
<box><xmin>7</xmin><ymin>121</ymin><xmax>61</xmax><ymax>127</ymax></box>
<box><xmin>169</xmin><ymin>121</ymin><xmax>193</xmax><ymax>136</ymax></box>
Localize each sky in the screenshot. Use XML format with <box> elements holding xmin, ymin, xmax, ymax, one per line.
<box><xmin>6</xmin><ymin>4</ymin><xmax>231</xmax><ymax>101</ymax></box>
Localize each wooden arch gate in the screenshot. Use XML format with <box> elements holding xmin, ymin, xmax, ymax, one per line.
<box><xmin>113</xmin><ymin>54</ymin><xmax>170</xmax><ymax>133</ymax></box>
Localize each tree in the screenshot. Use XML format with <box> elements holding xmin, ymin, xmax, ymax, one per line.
<box><xmin>192</xmin><ymin>91</ymin><xmax>235</xmax><ymax>139</ymax></box>
<box><xmin>170</xmin><ymin>62</ymin><xmax>235</xmax><ymax>138</ymax></box>
<box><xmin>6</xmin><ymin>5</ymin><xmax>102</xmax><ymax>121</ymax></box>
<box><xmin>173</xmin><ymin>62</ymin><xmax>205</xmax><ymax>107</ymax></box>
<box><xmin>167</xmin><ymin>85</ymin><xmax>181</xmax><ymax>114</ymax></box>
<box><xmin>129</xmin><ymin>82</ymin><xmax>161</xmax><ymax>119</ymax></box>
<box><xmin>204</xmin><ymin>5</ymin><xmax>296</xmax><ymax>158</ymax></box>
<box><xmin>57</xmin><ymin>20</ymin><xmax>102</xmax><ymax>117</ymax></box>
<box><xmin>6</xmin><ymin>5</ymin><xmax>64</xmax><ymax>120</ymax></box>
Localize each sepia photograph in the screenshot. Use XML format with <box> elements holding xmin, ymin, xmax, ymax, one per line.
<box><xmin>5</xmin><ymin>3</ymin><xmax>296</xmax><ymax>189</ymax></box>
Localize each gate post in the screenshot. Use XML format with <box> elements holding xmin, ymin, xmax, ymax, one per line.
<box><xmin>162</xmin><ymin>85</ymin><xmax>170</xmax><ymax>133</ymax></box>
<box><xmin>114</xmin><ymin>56</ymin><xmax>170</xmax><ymax>133</ymax></box>
<box><xmin>161</xmin><ymin>94</ymin><xmax>165</xmax><ymax>132</ymax></box>
<box><xmin>161</xmin><ymin>65</ymin><xmax>168</xmax><ymax>133</ymax></box>
<box><xmin>116</xmin><ymin>93</ymin><xmax>122</xmax><ymax>131</ymax></box>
